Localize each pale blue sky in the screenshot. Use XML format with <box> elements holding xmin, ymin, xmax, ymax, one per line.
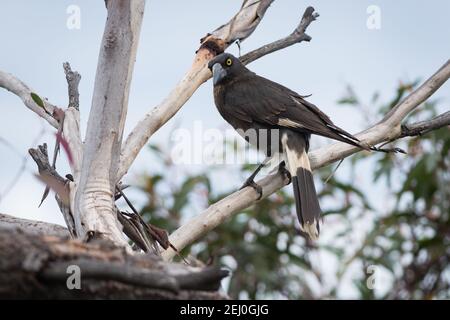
<box><xmin>0</xmin><ymin>1</ymin><xmax>449</xmax><ymax>228</ymax></box>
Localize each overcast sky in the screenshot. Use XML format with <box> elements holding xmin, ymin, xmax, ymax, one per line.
<box><xmin>1</xmin><ymin>0</ymin><xmax>449</xmax><ymax>232</ymax></box>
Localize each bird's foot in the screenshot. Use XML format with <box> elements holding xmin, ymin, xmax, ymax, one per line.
<box><xmin>240</xmin><ymin>177</ymin><xmax>263</xmax><ymax>200</ymax></box>
<box><xmin>370</xmin><ymin>145</ymin><xmax>407</xmax><ymax>154</ymax></box>
<box><xmin>278</xmin><ymin>161</ymin><xmax>292</xmax><ymax>184</ymax></box>
<box><xmin>236</xmin><ymin>39</ymin><xmax>242</xmax><ymax>57</ymax></box>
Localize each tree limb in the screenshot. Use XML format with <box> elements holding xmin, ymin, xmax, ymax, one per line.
<box><xmin>240</xmin><ymin>6</ymin><xmax>318</xmax><ymax>65</ymax></box>
<box><xmin>0</xmin><ymin>70</ymin><xmax>59</xmax><ymax>128</ymax></box>
<box><xmin>63</xmin><ymin>109</ymin><xmax>83</xmax><ymax>179</ymax></box>
<box><xmin>399</xmin><ymin>111</ymin><xmax>450</xmax><ymax>138</ymax></box>
<box><xmin>73</xmin><ymin>0</ymin><xmax>145</xmax><ymax>247</ymax></box>
<box><xmin>209</xmin><ymin>0</ymin><xmax>274</xmax><ymax>45</ymax></box>
<box><xmin>62</xmin><ymin>63</ymin><xmax>83</xmax><ymax>180</ymax></box>
<box><xmin>309</xmin><ymin>60</ymin><xmax>450</xmax><ymax>170</ymax></box>
<box><xmin>162</xmin><ymin>59</ymin><xmax>450</xmax><ymax>260</ymax></box>
<box><xmin>29</xmin><ymin>144</ymin><xmax>76</xmax><ymax>236</ymax></box>
<box><xmin>63</xmin><ymin>62</ymin><xmax>81</xmax><ymax>110</ymax></box>
<box><xmin>0</xmin><ymin>227</ymin><xmax>228</xmax><ymax>299</ymax></box>
<box><xmin>117</xmin><ymin>3</ymin><xmax>317</xmax><ymax>180</ymax></box>
<box><xmin>42</xmin><ymin>259</ymin><xmax>228</xmax><ymax>293</ymax></box>
<box><xmin>28</xmin><ymin>144</ymin><xmax>66</xmax><ymax>185</ymax></box>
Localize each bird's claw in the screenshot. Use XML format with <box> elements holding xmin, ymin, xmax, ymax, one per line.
<box><xmin>278</xmin><ymin>161</ymin><xmax>291</xmax><ymax>184</ymax></box>
<box><xmin>240</xmin><ymin>178</ymin><xmax>263</xmax><ymax>200</ymax></box>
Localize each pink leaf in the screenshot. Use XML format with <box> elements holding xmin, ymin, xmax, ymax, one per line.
<box><xmin>56</xmin><ymin>132</ymin><xmax>74</xmax><ymax>165</ymax></box>
<box><xmin>52</xmin><ymin>107</ymin><xmax>65</xmax><ymax>123</ymax></box>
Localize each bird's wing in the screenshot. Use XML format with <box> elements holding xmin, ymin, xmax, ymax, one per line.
<box><xmin>225</xmin><ymin>74</ymin><xmax>363</xmax><ymax>146</ymax></box>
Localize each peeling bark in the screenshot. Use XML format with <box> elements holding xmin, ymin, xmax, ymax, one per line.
<box><xmin>0</xmin><ymin>226</ymin><xmax>228</xmax><ymax>299</ymax></box>
<box><xmin>74</xmin><ymin>0</ymin><xmax>145</xmax><ymax>247</ymax></box>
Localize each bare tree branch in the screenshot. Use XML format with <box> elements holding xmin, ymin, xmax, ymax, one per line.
<box><xmin>399</xmin><ymin>111</ymin><xmax>450</xmax><ymax>138</ymax></box>
<box><xmin>0</xmin><ymin>227</ymin><xmax>228</xmax><ymax>299</ymax></box>
<box><xmin>63</xmin><ymin>108</ymin><xmax>83</xmax><ymax>178</ymax></box>
<box><xmin>38</xmin><ymin>63</ymin><xmax>82</xmax><ymax>209</ymax></box>
<box><xmin>310</xmin><ymin>60</ymin><xmax>450</xmax><ymax>170</ymax></box>
<box><xmin>29</xmin><ymin>144</ymin><xmax>76</xmax><ymax>236</ymax></box>
<box><xmin>62</xmin><ymin>63</ymin><xmax>83</xmax><ymax>179</ymax></box>
<box><xmin>240</xmin><ymin>6</ymin><xmax>318</xmax><ymax>65</ymax></box>
<box><xmin>162</xmin><ymin>59</ymin><xmax>450</xmax><ymax>261</ymax></box>
<box><xmin>117</xmin><ymin>3</ymin><xmax>316</xmax><ymax>181</ymax></box>
<box><xmin>209</xmin><ymin>0</ymin><xmax>274</xmax><ymax>45</ymax></box>
<box><xmin>0</xmin><ymin>213</ymin><xmax>69</xmax><ymax>238</ymax></box>
<box><xmin>43</xmin><ymin>259</ymin><xmax>178</xmax><ymax>292</ymax></box>
<box><xmin>28</xmin><ymin>144</ymin><xmax>66</xmax><ymax>185</ymax></box>
<box><xmin>73</xmin><ymin>0</ymin><xmax>145</xmax><ymax>247</ymax></box>
<box><xmin>0</xmin><ymin>70</ymin><xmax>59</xmax><ymax>128</ymax></box>
<box><xmin>63</xmin><ymin>62</ymin><xmax>81</xmax><ymax>110</ymax></box>
<box><xmin>42</xmin><ymin>259</ymin><xmax>228</xmax><ymax>292</ymax></box>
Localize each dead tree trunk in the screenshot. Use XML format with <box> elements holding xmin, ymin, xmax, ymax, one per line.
<box><xmin>0</xmin><ymin>224</ymin><xmax>228</xmax><ymax>299</ymax></box>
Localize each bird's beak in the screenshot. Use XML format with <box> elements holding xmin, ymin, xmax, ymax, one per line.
<box><xmin>211</xmin><ymin>63</ymin><xmax>226</xmax><ymax>86</ymax></box>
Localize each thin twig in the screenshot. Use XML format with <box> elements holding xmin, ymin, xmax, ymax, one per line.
<box><xmin>0</xmin><ymin>126</ymin><xmax>46</xmax><ymax>203</ymax></box>
<box><xmin>240</xmin><ymin>6</ymin><xmax>318</xmax><ymax>65</ymax></box>
<box><xmin>400</xmin><ymin>111</ymin><xmax>450</xmax><ymax>138</ymax></box>
<box><xmin>324</xmin><ymin>158</ymin><xmax>344</xmax><ymax>184</ymax></box>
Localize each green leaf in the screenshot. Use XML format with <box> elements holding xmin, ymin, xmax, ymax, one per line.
<box><xmin>337</xmin><ymin>96</ymin><xmax>358</xmax><ymax>105</ymax></box>
<box><xmin>31</xmin><ymin>92</ymin><xmax>45</xmax><ymax>109</ymax></box>
<box><xmin>338</xmin><ymin>86</ymin><xmax>359</xmax><ymax>106</ymax></box>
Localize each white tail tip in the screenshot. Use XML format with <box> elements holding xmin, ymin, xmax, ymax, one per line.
<box><xmin>300</xmin><ymin>219</ymin><xmax>320</xmax><ymax>240</ymax></box>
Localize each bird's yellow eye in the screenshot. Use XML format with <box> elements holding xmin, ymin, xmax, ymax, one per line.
<box><xmin>226</xmin><ymin>58</ymin><xmax>233</xmax><ymax>66</ymax></box>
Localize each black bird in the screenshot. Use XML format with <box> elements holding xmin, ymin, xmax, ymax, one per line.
<box><xmin>208</xmin><ymin>53</ymin><xmax>395</xmax><ymax>239</ymax></box>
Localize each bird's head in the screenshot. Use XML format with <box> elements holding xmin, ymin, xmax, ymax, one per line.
<box><xmin>208</xmin><ymin>53</ymin><xmax>242</xmax><ymax>86</ymax></box>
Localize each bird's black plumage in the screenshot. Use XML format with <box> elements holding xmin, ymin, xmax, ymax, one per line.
<box><xmin>209</xmin><ymin>54</ymin><xmax>367</xmax><ymax>149</ymax></box>
<box><xmin>208</xmin><ymin>53</ymin><xmax>369</xmax><ymax>239</ymax></box>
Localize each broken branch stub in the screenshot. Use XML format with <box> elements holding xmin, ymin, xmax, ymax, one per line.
<box><xmin>208</xmin><ymin>0</ymin><xmax>274</xmax><ymax>45</ymax></box>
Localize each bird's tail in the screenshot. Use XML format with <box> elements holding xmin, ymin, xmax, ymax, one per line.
<box><xmin>282</xmin><ymin>131</ymin><xmax>321</xmax><ymax>240</ymax></box>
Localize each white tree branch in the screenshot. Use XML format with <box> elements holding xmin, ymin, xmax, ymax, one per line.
<box><xmin>240</xmin><ymin>6</ymin><xmax>318</xmax><ymax>65</ymax></box>
<box><xmin>62</xmin><ymin>62</ymin><xmax>83</xmax><ymax>180</ymax></box>
<box><xmin>0</xmin><ymin>70</ymin><xmax>59</xmax><ymax>128</ymax></box>
<box><xmin>399</xmin><ymin>111</ymin><xmax>450</xmax><ymax>138</ymax></box>
<box><xmin>73</xmin><ymin>0</ymin><xmax>145</xmax><ymax>247</ymax></box>
<box><xmin>162</xmin><ymin>59</ymin><xmax>450</xmax><ymax>261</ymax></box>
<box><xmin>382</xmin><ymin>61</ymin><xmax>450</xmax><ymax>126</ymax></box>
<box><xmin>309</xmin><ymin>59</ymin><xmax>450</xmax><ymax>169</ymax></box>
<box><xmin>117</xmin><ymin>0</ymin><xmax>278</xmax><ymax>180</ymax></box>
<box><xmin>63</xmin><ymin>108</ymin><xmax>83</xmax><ymax>179</ymax></box>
